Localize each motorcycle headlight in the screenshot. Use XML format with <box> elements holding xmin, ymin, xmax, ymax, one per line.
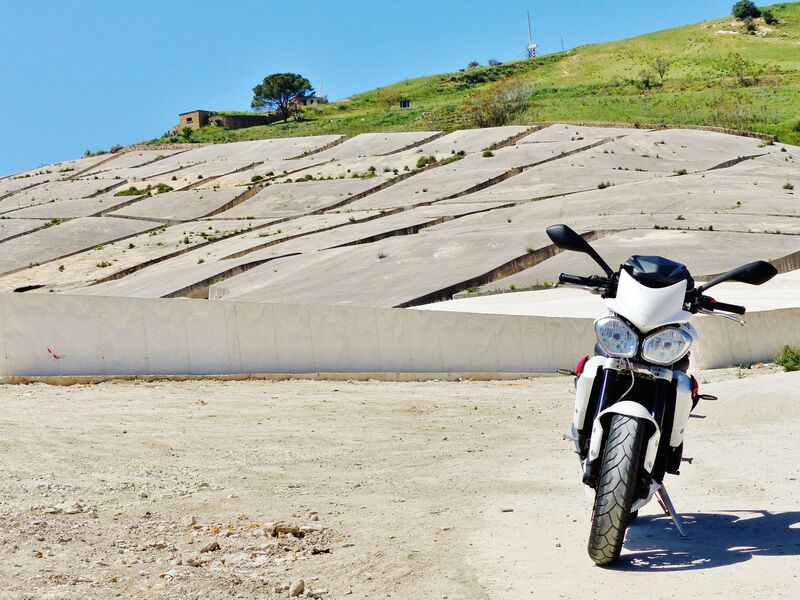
<box><xmin>594</xmin><ymin>317</ymin><xmax>638</xmax><ymax>358</ymax></box>
<box><xmin>641</xmin><ymin>327</ymin><xmax>692</xmax><ymax>365</ymax></box>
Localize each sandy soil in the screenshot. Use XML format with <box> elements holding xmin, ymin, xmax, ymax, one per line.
<box><xmin>0</xmin><ymin>367</ymin><xmax>798</xmax><ymax>599</ymax></box>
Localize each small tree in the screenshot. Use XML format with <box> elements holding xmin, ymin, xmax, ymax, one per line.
<box><xmin>488</xmin><ymin>58</ymin><xmax>502</xmax><ymax>66</ymax></box>
<box><xmin>732</xmin><ymin>0</ymin><xmax>761</xmax><ymax>20</ymax></box>
<box><xmin>380</xmin><ymin>89</ymin><xmax>404</xmax><ymax>110</ymax></box>
<box><xmin>651</xmin><ymin>57</ymin><xmax>671</xmax><ymax>81</ymax></box>
<box><xmin>467</xmin><ymin>60</ymin><xmax>480</xmax><ymax>69</ymax></box>
<box><xmin>727</xmin><ymin>52</ymin><xmax>761</xmax><ymax>87</ymax></box>
<box><xmin>251</xmin><ymin>73</ymin><xmax>314</xmax><ymax>122</ymax></box>
<box><xmin>181</xmin><ymin>126</ymin><xmax>193</xmax><ymax>140</ymax></box>
<box><xmin>462</xmin><ymin>79</ymin><xmax>530</xmax><ymax>127</ymax></box>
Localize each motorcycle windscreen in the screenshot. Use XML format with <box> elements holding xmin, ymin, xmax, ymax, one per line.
<box><xmin>606</xmin><ymin>270</ymin><xmax>692</xmax><ymax>332</ymax></box>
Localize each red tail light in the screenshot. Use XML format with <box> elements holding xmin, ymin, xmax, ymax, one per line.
<box><xmin>690</xmin><ymin>375</ymin><xmax>699</xmax><ymax>397</ymax></box>
<box><xmin>576</xmin><ymin>355</ymin><xmax>590</xmax><ymax>377</ymax></box>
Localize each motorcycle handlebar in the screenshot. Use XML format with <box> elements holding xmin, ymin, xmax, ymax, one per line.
<box><xmin>559</xmin><ymin>273</ymin><xmax>590</xmax><ymax>285</ymax></box>
<box><xmin>558</xmin><ymin>273</ymin><xmax>610</xmax><ymax>289</ymax></box>
<box><xmin>700</xmin><ymin>295</ymin><xmax>746</xmax><ymax>315</ymax></box>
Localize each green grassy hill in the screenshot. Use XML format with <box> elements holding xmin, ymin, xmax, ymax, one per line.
<box><xmin>150</xmin><ymin>2</ymin><xmax>800</xmax><ymax>146</ymax></box>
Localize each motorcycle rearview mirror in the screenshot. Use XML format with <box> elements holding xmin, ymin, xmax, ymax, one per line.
<box><xmin>697</xmin><ymin>260</ymin><xmax>778</xmax><ymax>292</ymax></box>
<box><xmin>546</xmin><ymin>224</ymin><xmax>614</xmax><ymax>277</ymax></box>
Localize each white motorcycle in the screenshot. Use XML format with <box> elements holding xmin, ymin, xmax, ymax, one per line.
<box><xmin>545</xmin><ymin>224</ymin><xmax>777</xmax><ymax>566</ymax></box>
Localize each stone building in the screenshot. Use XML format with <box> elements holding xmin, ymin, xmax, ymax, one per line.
<box><xmin>290</xmin><ymin>95</ymin><xmax>328</xmax><ymax>107</ymax></box>
<box><xmin>178</xmin><ymin>110</ymin><xmax>212</xmax><ymax>130</ymax></box>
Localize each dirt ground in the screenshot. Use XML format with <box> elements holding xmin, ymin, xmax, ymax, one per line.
<box><xmin>0</xmin><ymin>367</ymin><xmax>798</xmax><ymax>599</ymax></box>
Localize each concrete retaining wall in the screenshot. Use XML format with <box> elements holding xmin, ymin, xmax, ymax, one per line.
<box><xmin>0</xmin><ymin>292</ymin><xmax>795</xmax><ymax>378</ymax></box>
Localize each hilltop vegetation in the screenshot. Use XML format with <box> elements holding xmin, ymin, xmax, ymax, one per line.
<box><xmin>147</xmin><ymin>2</ymin><xmax>800</xmax><ymax>146</ymax></box>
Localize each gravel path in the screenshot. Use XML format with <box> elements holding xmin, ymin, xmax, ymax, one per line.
<box><xmin>0</xmin><ymin>368</ymin><xmax>797</xmax><ymax>598</ymax></box>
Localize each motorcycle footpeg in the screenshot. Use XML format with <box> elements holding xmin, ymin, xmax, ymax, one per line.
<box><xmin>556</xmin><ymin>368</ymin><xmax>577</xmax><ymax>376</ymax></box>
<box><xmin>698</xmin><ymin>394</ymin><xmax>718</xmax><ymax>401</ymax></box>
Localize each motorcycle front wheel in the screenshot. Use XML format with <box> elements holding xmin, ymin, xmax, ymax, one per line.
<box><xmin>587</xmin><ymin>413</ymin><xmax>645</xmax><ymax>565</ymax></box>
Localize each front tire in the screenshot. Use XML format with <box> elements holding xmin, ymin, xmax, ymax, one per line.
<box><xmin>587</xmin><ymin>414</ymin><xmax>645</xmax><ymax>565</ymax></box>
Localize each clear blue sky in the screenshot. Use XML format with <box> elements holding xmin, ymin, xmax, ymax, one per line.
<box><xmin>0</xmin><ymin>0</ymin><xmax>734</xmax><ymax>176</ymax></box>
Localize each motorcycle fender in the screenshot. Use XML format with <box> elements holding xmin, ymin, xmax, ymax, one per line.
<box><xmin>574</xmin><ymin>356</ymin><xmax>605</xmax><ymax>432</ymax></box>
<box><xmin>588</xmin><ymin>401</ymin><xmax>661</xmax><ymax>473</ymax></box>
<box><xmin>670</xmin><ymin>371</ymin><xmax>693</xmax><ymax>447</ymax></box>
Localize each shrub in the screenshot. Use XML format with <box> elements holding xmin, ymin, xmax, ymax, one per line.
<box><xmin>674</xmin><ymin>169</ymin><xmax>688</xmax><ymax>176</ymax></box>
<box><xmin>597</xmin><ymin>181</ymin><xmax>614</xmax><ymax>189</ymax></box>
<box><xmin>488</xmin><ymin>58</ymin><xmax>502</xmax><ymax>66</ymax></box>
<box><xmin>743</xmin><ymin>16</ymin><xmax>757</xmax><ymax>32</ymax></box>
<box><xmin>482</xmin><ymin>150</ymin><xmax>494</xmax><ymax>157</ymax></box>
<box><xmin>762</xmin><ymin>9</ymin><xmax>777</xmax><ymax>24</ymax></box>
<box><xmin>379</xmin><ymin>89</ymin><xmax>404</xmax><ymax>110</ymax></box>
<box><xmin>467</xmin><ymin>60</ymin><xmax>480</xmax><ymax>68</ymax></box>
<box><xmin>415</xmin><ymin>155</ymin><xmax>437</xmax><ymax>169</ymax></box>
<box><xmin>637</xmin><ymin>69</ymin><xmax>657</xmax><ymax>90</ymax></box>
<box><xmin>784</xmin><ymin>182</ymin><xmax>794</xmax><ymax>190</ymax></box>
<box><xmin>732</xmin><ymin>0</ymin><xmax>760</xmax><ymax>20</ymax></box>
<box><xmin>462</xmin><ymin>79</ymin><xmax>530</xmax><ymax>127</ymax></box>
<box><xmin>114</xmin><ymin>186</ymin><xmax>149</xmax><ymax>197</ymax></box>
<box><xmin>181</xmin><ymin>126</ymin><xmax>193</xmax><ymax>140</ymax></box>
<box><xmin>776</xmin><ymin>345</ymin><xmax>800</xmax><ymax>371</ymax></box>
<box><xmin>251</xmin><ymin>175</ymin><xmax>264</xmax><ymax>183</ymax></box>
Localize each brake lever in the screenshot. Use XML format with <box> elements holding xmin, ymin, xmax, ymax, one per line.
<box><xmin>698</xmin><ymin>309</ymin><xmax>746</xmax><ymax>326</ymax></box>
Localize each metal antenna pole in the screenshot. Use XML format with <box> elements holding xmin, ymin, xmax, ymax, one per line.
<box><xmin>527</xmin><ymin>10</ymin><xmax>533</xmax><ymax>48</ymax></box>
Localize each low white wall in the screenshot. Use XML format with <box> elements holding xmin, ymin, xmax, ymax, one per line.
<box><xmin>0</xmin><ymin>293</ymin><xmax>594</xmax><ymax>377</ymax></box>
<box><xmin>0</xmin><ymin>293</ymin><xmax>796</xmax><ymax>378</ymax></box>
<box><xmin>692</xmin><ymin>307</ymin><xmax>800</xmax><ymax>369</ymax></box>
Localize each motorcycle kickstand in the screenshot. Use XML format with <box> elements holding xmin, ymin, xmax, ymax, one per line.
<box><xmin>655</xmin><ymin>485</ymin><xmax>689</xmax><ymax>539</ymax></box>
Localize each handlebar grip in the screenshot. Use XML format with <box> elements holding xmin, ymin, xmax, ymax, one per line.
<box><xmin>702</xmin><ymin>296</ymin><xmax>746</xmax><ymax>314</ymax></box>
<box><xmin>559</xmin><ymin>273</ymin><xmax>587</xmax><ymax>285</ymax></box>
<box><xmin>711</xmin><ymin>300</ymin><xmax>746</xmax><ymax>315</ymax></box>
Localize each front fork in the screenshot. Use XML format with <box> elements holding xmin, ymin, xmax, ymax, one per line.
<box><xmin>574</xmin><ymin>357</ymin><xmax>693</xmax><ymax>489</ymax></box>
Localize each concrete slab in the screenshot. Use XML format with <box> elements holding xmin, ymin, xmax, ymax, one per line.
<box><xmin>343</xmin><ymin>140</ymin><xmax>595</xmax><ymax>212</ymax></box>
<box><xmin>307</xmin><ymin>132</ymin><xmax>441</xmax><ymax>161</ymax></box>
<box><xmin>446</xmin><ymin>129</ymin><xmax>776</xmax><ymax>206</ymax></box>
<box><xmin>68</xmin><ymin>213</ymin><xmax>359</xmax><ymax>298</ymax></box>
<box><xmin>518</xmin><ymin>123</ymin><xmax>644</xmax><ymax>143</ymax></box>
<box><xmin>0</xmin><ymin>172</ymin><xmax>54</xmax><ymax>196</ymax></box>
<box><xmin>411</xmin><ymin>126</ymin><xmax>531</xmax><ymax>154</ymax></box>
<box><xmin>0</xmin><ymin>217</ymin><xmax>156</xmax><ymax>276</ymax></box>
<box><xmin>209</xmin><ymin>230</ymin><xmax>552</xmax><ymax>307</ymax></box>
<box><xmin>108</xmin><ymin>188</ymin><xmax>246</xmax><ymax>222</ymax></box>
<box><xmin>77</xmin><ymin>149</ymin><xmax>185</xmax><ymax>176</ymax></box>
<box><xmin>164</xmin><ymin>136</ymin><xmax>343</xmax><ymax>164</ymax></box>
<box><xmin>227</xmin><ymin>202</ymin><xmax>512</xmax><ymax>260</ymax></box>
<box><xmin>2</xmin><ymin>193</ymin><xmax>144</xmax><ymax>219</ymax></box>
<box><xmin>143</xmin><ymin>160</ymin><xmax>261</xmax><ymax>187</ymax></box>
<box><xmin>0</xmin><ymin>179</ymin><xmax>124</xmax><ymax>214</ymax></box>
<box><xmin>498</xmin><ymin>158</ymin><xmax>800</xmax><ymax>222</ymax></box>
<box><xmin>0</xmin><ymin>219</ymin><xmax>277</xmax><ymax>293</ymax></box>
<box><xmin>0</xmin><ymin>219</ymin><xmax>46</xmax><ymax>241</ymax></box>
<box><xmin>211</xmin><ymin>179</ymin><xmax>384</xmax><ymax>219</ymax></box>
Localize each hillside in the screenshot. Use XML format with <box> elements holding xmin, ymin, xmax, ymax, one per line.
<box><xmin>146</xmin><ymin>2</ymin><xmax>800</xmax><ymax>146</ymax></box>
